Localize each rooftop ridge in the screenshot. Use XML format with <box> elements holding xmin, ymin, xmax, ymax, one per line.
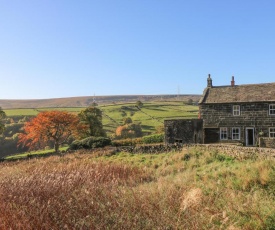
<box><xmin>200</xmin><ymin>75</ymin><xmax>275</xmax><ymax>104</ymax></box>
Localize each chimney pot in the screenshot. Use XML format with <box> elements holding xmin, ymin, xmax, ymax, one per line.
<box><xmin>231</xmin><ymin>76</ymin><xmax>235</xmax><ymax>86</ymax></box>
<box><xmin>207</xmin><ymin>74</ymin><xmax>212</xmax><ymax>88</ymax></box>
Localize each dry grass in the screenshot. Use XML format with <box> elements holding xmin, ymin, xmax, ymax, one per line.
<box><xmin>0</xmin><ymin>148</ymin><xmax>274</xmax><ymax>229</ymax></box>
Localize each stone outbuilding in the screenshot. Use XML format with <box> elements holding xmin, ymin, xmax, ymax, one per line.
<box><xmin>164</xmin><ymin>119</ymin><xmax>203</xmax><ymax>144</ymax></box>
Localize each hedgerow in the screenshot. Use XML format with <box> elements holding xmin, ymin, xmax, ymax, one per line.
<box><xmin>142</xmin><ymin>133</ymin><xmax>164</xmax><ymax>144</ymax></box>
<box><xmin>69</xmin><ymin>136</ymin><xmax>111</xmax><ymax>150</ymax></box>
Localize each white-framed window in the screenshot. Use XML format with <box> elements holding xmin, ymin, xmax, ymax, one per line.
<box><xmin>220</xmin><ymin>127</ymin><xmax>228</xmax><ymax>140</ymax></box>
<box><xmin>233</xmin><ymin>105</ymin><xmax>240</xmax><ymax>116</ymax></box>
<box><xmin>269</xmin><ymin>128</ymin><xmax>275</xmax><ymax>137</ymax></box>
<box><xmin>269</xmin><ymin>104</ymin><xmax>275</xmax><ymax>115</ymax></box>
<box><xmin>232</xmin><ymin>127</ymin><xmax>240</xmax><ymax>140</ymax></box>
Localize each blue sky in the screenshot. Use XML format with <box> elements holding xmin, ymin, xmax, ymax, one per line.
<box><xmin>1</xmin><ymin>1</ymin><xmax>275</xmax><ymax>99</ymax></box>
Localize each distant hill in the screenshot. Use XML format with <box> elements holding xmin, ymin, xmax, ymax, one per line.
<box><xmin>0</xmin><ymin>94</ymin><xmax>201</xmax><ymax>109</ymax></box>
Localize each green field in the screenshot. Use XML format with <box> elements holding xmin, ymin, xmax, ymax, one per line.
<box><xmin>4</xmin><ymin>101</ymin><xmax>199</xmax><ymax>134</ymax></box>
<box><xmin>3</xmin><ymin>107</ymin><xmax>82</xmax><ymax>116</ymax></box>
<box><xmin>5</xmin><ymin>146</ymin><xmax>69</xmax><ymax>160</ymax></box>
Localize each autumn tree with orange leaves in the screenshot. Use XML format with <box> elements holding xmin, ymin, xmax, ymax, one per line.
<box><xmin>18</xmin><ymin>111</ymin><xmax>79</xmax><ymax>152</ymax></box>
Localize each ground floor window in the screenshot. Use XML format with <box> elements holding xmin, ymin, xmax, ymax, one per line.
<box><xmin>269</xmin><ymin>127</ymin><xmax>275</xmax><ymax>137</ymax></box>
<box><xmin>232</xmin><ymin>127</ymin><xmax>240</xmax><ymax>140</ymax></box>
<box><xmin>220</xmin><ymin>127</ymin><xmax>228</xmax><ymax>140</ymax></box>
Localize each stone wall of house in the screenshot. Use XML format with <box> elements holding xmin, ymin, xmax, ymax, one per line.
<box><xmin>164</xmin><ymin>119</ymin><xmax>203</xmax><ymax>144</ymax></box>
<box><xmin>200</xmin><ymin>102</ymin><xmax>275</xmax><ymax>145</ymax></box>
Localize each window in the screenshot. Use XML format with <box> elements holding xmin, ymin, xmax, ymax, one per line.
<box><xmin>233</xmin><ymin>105</ymin><xmax>240</xmax><ymax>116</ymax></box>
<box><xmin>269</xmin><ymin>128</ymin><xmax>275</xmax><ymax>137</ymax></box>
<box><xmin>232</xmin><ymin>127</ymin><xmax>240</xmax><ymax>140</ymax></box>
<box><xmin>220</xmin><ymin>127</ymin><xmax>228</xmax><ymax>140</ymax></box>
<box><xmin>269</xmin><ymin>104</ymin><xmax>275</xmax><ymax>115</ymax></box>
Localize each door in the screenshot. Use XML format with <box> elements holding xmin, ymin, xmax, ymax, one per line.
<box><xmin>204</xmin><ymin>128</ymin><xmax>219</xmax><ymax>144</ymax></box>
<box><xmin>246</xmin><ymin>128</ymin><xmax>254</xmax><ymax>146</ymax></box>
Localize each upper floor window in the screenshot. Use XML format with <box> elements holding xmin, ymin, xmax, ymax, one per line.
<box><xmin>269</xmin><ymin>104</ymin><xmax>275</xmax><ymax>115</ymax></box>
<box><xmin>220</xmin><ymin>127</ymin><xmax>228</xmax><ymax>140</ymax></box>
<box><xmin>269</xmin><ymin>128</ymin><xmax>275</xmax><ymax>137</ymax></box>
<box><xmin>233</xmin><ymin>105</ymin><xmax>240</xmax><ymax>116</ymax></box>
<box><xmin>232</xmin><ymin>127</ymin><xmax>240</xmax><ymax>140</ymax></box>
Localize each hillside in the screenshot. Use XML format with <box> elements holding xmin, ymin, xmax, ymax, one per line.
<box><xmin>0</xmin><ymin>147</ymin><xmax>274</xmax><ymax>229</ymax></box>
<box><xmin>0</xmin><ymin>94</ymin><xmax>201</xmax><ymax>109</ymax></box>
<box><xmin>3</xmin><ymin>102</ymin><xmax>199</xmax><ymax>135</ymax></box>
<box><xmin>0</xmin><ymin>101</ymin><xmax>199</xmax><ymax>157</ymax></box>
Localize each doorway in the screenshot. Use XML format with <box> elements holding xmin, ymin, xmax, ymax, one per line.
<box><xmin>246</xmin><ymin>128</ymin><xmax>254</xmax><ymax>146</ymax></box>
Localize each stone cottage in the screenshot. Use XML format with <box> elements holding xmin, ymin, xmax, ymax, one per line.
<box><xmin>165</xmin><ymin>74</ymin><xmax>275</xmax><ymax>147</ymax></box>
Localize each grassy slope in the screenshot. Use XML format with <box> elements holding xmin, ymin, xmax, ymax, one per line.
<box><xmin>0</xmin><ymin>147</ymin><xmax>274</xmax><ymax>229</ymax></box>
<box><xmin>4</xmin><ymin>101</ymin><xmax>199</xmax><ymax>134</ymax></box>
<box><xmin>4</xmin><ymin>147</ymin><xmax>69</xmax><ymax>160</ymax></box>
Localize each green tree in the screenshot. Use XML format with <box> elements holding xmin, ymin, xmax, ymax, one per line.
<box><xmin>0</xmin><ymin>107</ymin><xmax>6</xmax><ymax>135</ymax></box>
<box><xmin>78</xmin><ymin>106</ymin><xmax>106</xmax><ymax>138</ymax></box>
<box><xmin>136</xmin><ymin>100</ymin><xmax>143</xmax><ymax>108</ymax></box>
<box><xmin>187</xmin><ymin>99</ymin><xmax>193</xmax><ymax>105</ymax></box>
<box><xmin>123</xmin><ymin>117</ymin><xmax>133</xmax><ymax>125</ymax></box>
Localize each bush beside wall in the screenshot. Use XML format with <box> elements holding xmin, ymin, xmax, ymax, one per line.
<box><xmin>70</xmin><ymin>137</ymin><xmax>111</xmax><ymax>150</ymax></box>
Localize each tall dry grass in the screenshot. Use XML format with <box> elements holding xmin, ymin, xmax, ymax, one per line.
<box><xmin>0</xmin><ymin>148</ymin><xmax>274</xmax><ymax>229</ymax></box>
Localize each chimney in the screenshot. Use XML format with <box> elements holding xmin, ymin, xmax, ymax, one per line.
<box><xmin>207</xmin><ymin>74</ymin><xmax>212</xmax><ymax>88</ymax></box>
<box><xmin>231</xmin><ymin>76</ymin><xmax>235</xmax><ymax>86</ymax></box>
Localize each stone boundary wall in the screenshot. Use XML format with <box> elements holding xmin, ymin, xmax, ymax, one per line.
<box><xmin>118</xmin><ymin>144</ymin><xmax>183</xmax><ymax>154</ymax></box>
<box><xmin>194</xmin><ymin>144</ymin><xmax>275</xmax><ymax>160</ymax></box>
<box><xmin>259</xmin><ymin>137</ymin><xmax>275</xmax><ymax>148</ymax></box>
<box><xmin>119</xmin><ymin>144</ymin><xmax>275</xmax><ymax>160</ymax></box>
<box><xmin>2</xmin><ymin>144</ymin><xmax>275</xmax><ymax>162</ymax></box>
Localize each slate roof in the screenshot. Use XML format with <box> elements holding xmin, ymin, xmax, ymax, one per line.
<box><xmin>199</xmin><ymin>82</ymin><xmax>275</xmax><ymax>104</ymax></box>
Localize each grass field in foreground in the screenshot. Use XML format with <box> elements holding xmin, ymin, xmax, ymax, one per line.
<box><xmin>0</xmin><ymin>147</ymin><xmax>274</xmax><ymax>229</ymax></box>
<box><xmin>4</xmin><ymin>101</ymin><xmax>199</xmax><ymax>134</ymax></box>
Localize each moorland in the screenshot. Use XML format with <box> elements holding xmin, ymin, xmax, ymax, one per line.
<box><xmin>0</xmin><ymin>94</ymin><xmax>201</xmax><ymax>109</ymax></box>
<box><xmin>0</xmin><ymin>147</ymin><xmax>274</xmax><ymax>229</ymax></box>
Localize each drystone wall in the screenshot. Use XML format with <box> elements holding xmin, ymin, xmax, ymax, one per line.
<box><xmin>259</xmin><ymin>137</ymin><xmax>275</xmax><ymax>148</ymax></box>
<box><xmin>191</xmin><ymin>144</ymin><xmax>275</xmax><ymax>160</ymax></box>
<box><xmin>118</xmin><ymin>144</ymin><xmax>275</xmax><ymax>160</ymax></box>
<box><xmin>119</xmin><ymin>144</ymin><xmax>183</xmax><ymax>154</ymax></box>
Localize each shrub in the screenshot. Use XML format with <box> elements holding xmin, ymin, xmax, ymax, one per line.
<box><xmin>69</xmin><ymin>137</ymin><xmax>111</xmax><ymax>150</ymax></box>
<box><xmin>155</xmin><ymin>125</ymin><xmax>164</xmax><ymax>134</ymax></box>
<box><xmin>69</xmin><ymin>140</ymin><xmax>82</xmax><ymax>150</ymax></box>
<box><xmin>142</xmin><ymin>134</ymin><xmax>164</xmax><ymax>144</ymax></box>
<box><xmin>112</xmin><ymin>138</ymin><xmax>143</xmax><ymax>146</ymax></box>
<box><xmin>115</xmin><ymin>123</ymin><xmax>142</xmax><ymax>139</ymax></box>
<box><xmin>112</xmin><ymin>134</ymin><xmax>164</xmax><ymax>146</ymax></box>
